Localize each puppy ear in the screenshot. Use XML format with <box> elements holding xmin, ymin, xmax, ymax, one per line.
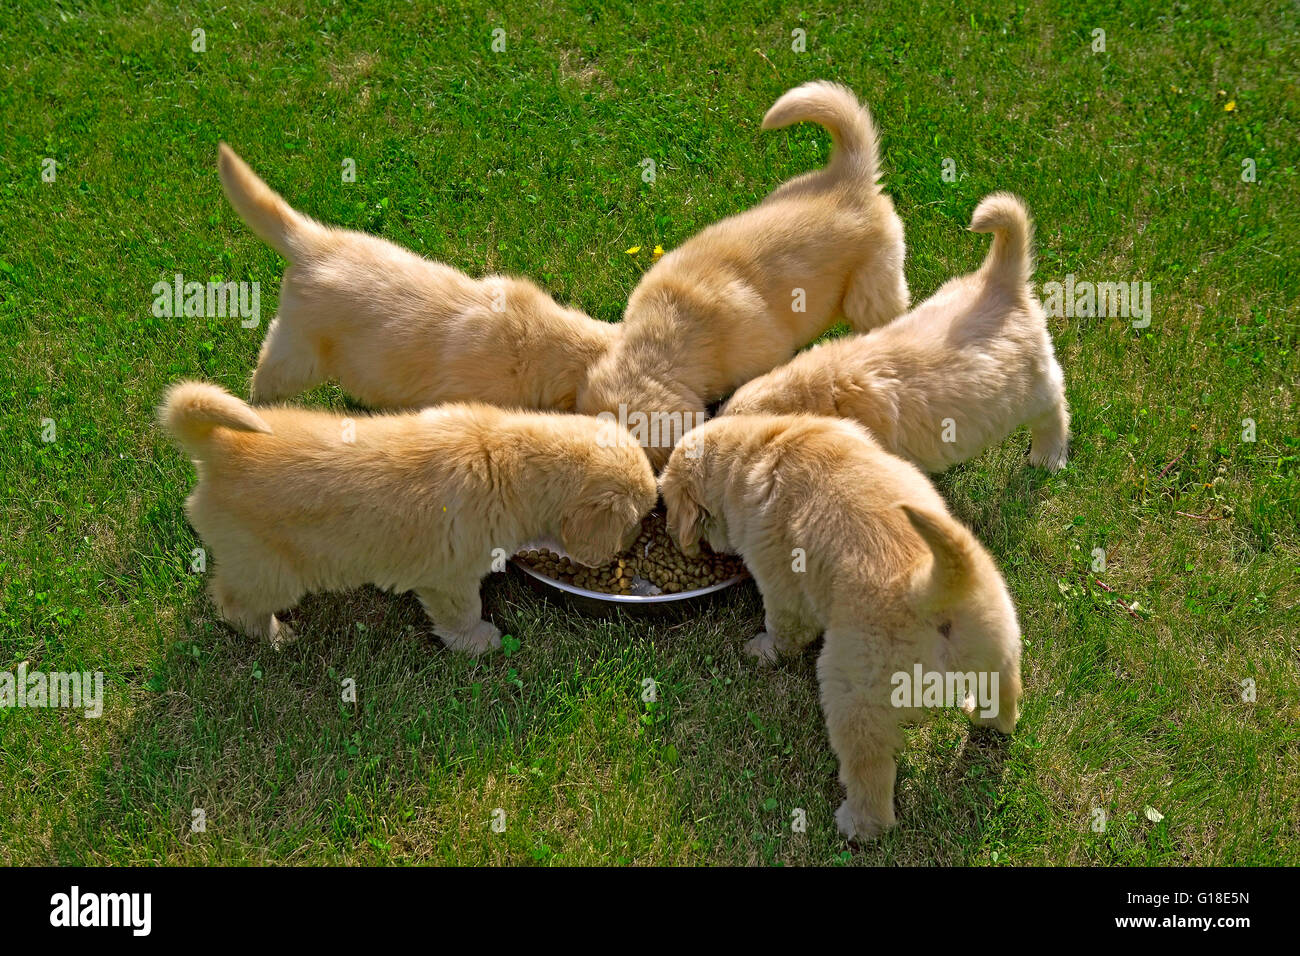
<box><xmin>561</xmin><ymin>488</ymin><xmax>640</xmax><ymax>567</ymax></box>
<box><xmin>900</xmin><ymin>504</ymin><xmax>973</xmax><ymax>607</ymax></box>
<box><xmin>661</xmin><ymin>466</ymin><xmax>707</xmax><ymax>557</ymax></box>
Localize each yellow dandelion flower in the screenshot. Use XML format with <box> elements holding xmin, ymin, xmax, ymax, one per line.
<box><xmin>1224</xmin><ymin>100</ymin><xmax>1236</xmax><ymax>112</ymax></box>
<box><xmin>652</xmin><ymin>244</ymin><xmax>665</xmax><ymax>260</ymax></box>
<box><xmin>625</xmin><ymin>245</ymin><xmax>641</xmax><ymax>255</ymax></box>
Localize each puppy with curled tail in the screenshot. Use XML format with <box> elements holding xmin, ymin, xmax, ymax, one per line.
<box><xmin>723</xmin><ymin>193</ymin><xmax>1070</xmax><ymax>473</ymax></box>
<box><xmin>577</xmin><ymin>81</ymin><xmax>908</xmax><ymax>470</ymax></box>
<box><xmin>161</xmin><ymin>381</ymin><xmax>656</xmax><ymax>654</ymax></box>
<box><xmin>217</xmin><ymin>144</ymin><xmax>617</xmax><ymax>411</ymax></box>
<box><xmin>660</xmin><ymin>414</ymin><xmax>1022</xmax><ymax>839</ymax></box>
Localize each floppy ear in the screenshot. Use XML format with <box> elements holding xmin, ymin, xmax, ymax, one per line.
<box><xmin>561</xmin><ymin>488</ymin><xmax>640</xmax><ymax>567</ymax></box>
<box><xmin>661</xmin><ymin>465</ymin><xmax>707</xmax><ymax>557</ymax></box>
<box><xmin>900</xmin><ymin>504</ymin><xmax>972</xmax><ymax>608</ymax></box>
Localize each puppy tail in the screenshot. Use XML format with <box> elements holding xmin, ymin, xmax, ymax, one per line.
<box><xmin>969</xmin><ymin>192</ymin><xmax>1034</xmax><ymax>293</ymax></box>
<box><xmin>899</xmin><ymin>504</ymin><xmax>974</xmax><ymax>606</ymax></box>
<box><xmin>160</xmin><ymin>380</ymin><xmax>273</xmax><ymax>454</ymax></box>
<box><xmin>762</xmin><ymin>81</ymin><xmax>881</xmax><ymax>184</ymax></box>
<box><xmin>218</xmin><ymin>143</ymin><xmax>326</xmax><ymax>261</ymax></box>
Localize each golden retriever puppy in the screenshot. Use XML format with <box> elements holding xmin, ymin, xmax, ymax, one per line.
<box><xmin>722</xmin><ymin>194</ymin><xmax>1070</xmax><ymax>472</ymax></box>
<box><xmin>660</xmin><ymin>415</ymin><xmax>1022</xmax><ymax>839</ymax></box>
<box><xmin>576</xmin><ymin>82</ymin><xmax>909</xmax><ymax>468</ymax></box>
<box><xmin>160</xmin><ymin>382</ymin><xmax>656</xmax><ymax>654</ymax></box>
<box><xmin>218</xmin><ymin>144</ymin><xmax>617</xmax><ymax>410</ymax></box>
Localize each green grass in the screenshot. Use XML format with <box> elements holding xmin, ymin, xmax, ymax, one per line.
<box><xmin>1</xmin><ymin>0</ymin><xmax>1296</xmax><ymax>865</ymax></box>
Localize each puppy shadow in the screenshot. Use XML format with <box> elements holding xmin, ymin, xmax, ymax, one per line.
<box><xmin>276</xmin><ymin>586</ymin><xmax>435</xmax><ymax>652</ymax></box>
<box><xmin>70</xmin><ymin>581</ymin><xmax>527</xmax><ymax>859</ymax></box>
<box><xmin>938</xmin><ymin>449</ymin><xmax>1061</xmax><ymax>544</ymax></box>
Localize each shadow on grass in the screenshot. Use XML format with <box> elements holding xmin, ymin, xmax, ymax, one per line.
<box><xmin>63</xmin><ymin>561</ymin><xmax>1028</xmax><ymax>864</ymax></box>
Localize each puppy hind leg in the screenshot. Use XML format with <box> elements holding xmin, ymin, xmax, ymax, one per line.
<box><xmin>210</xmin><ymin>575</ymin><xmax>299</xmax><ymax>649</ymax></box>
<box><xmin>416</xmin><ymin>582</ymin><xmax>501</xmax><ymax>657</ymax></box>
<box><xmin>963</xmin><ymin>650</ymin><xmax>1021</xmax><ymax>735</ymax></box>
<box><xmin>955</xmin><ymin>626</ymin><xmax>1022</xmax><ymax>734</ymax></box>
<box><xmin>842</xmin><ymin>260</ymin><xmax>909</xmax><ymax>334</ymax></box>
<box><xmin>816</xmin><ymin>634</ymin><xmax>905</xmax><ymax>840</ymax></box>
<box><xmin>1027</xmin><ymin>398</ymin><xmax>1070</xmax><ymax>472</ymax></box>
<box><xmin>249</xmin><ymin>314</ymin><xmax>325</xmax><ymax>404</ymax></box>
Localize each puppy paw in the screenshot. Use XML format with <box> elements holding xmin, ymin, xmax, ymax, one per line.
<box><xmin>972</xmin><ymin>706</ymin><xmax>1018</xmax><ymax>735</ymax></box>
<box><xmin>744</xmin><ymin>631</ymin><xmax>779</xmax><ymax>662</ymax></box>
<box><xmin>835</xmin><ymin>801</ymin><xmax>894</xmax><ymax>842</ymax></box>
<box><xmin>439</xmin><ymin>620</ymin><xmax>502</xmax><ymax>657</ymax></box>
<box><xmin>1028</xmin><ymin>442</ymin><xmax>1069</xmax><ymax>472</ymax></box>
<box><xmin>269</xmin><ymin>617</ymin><xmax>298</xmax><ymax>651</ymax></box>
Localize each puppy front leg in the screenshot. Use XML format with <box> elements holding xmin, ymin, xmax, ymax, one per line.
<box><xmin>817</xmin><ymin>634</ymin><xmax>904</xmax><ymax>841</ymax></box>
<box><xmin>743</xmin><ymin>565</ymin><xmax>819</xmax><ymax>662</ymax></box>
<box><xmin>415</xmin><ymin>581</ymin><xmax>501</xmax><ymax>657</ymax></box>
<box><xmin>745</xmin><ymin>602</ymin><xmax>821</xmax><ymax>662</ymax></box>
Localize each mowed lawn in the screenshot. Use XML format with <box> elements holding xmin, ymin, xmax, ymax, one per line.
<box><xmin>0</xmin><ymin>0</ymin><xmax>1296</xmax><ymax>865</ymax></box>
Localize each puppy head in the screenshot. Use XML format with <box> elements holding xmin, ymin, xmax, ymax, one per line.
<box><xmin>576</xmin><ymin>362</ymin><xmax>706</xmax><ymax>472</ymax></box>
<box><xmin>559</xmin><ymin>444</ymin><xmax>658</xmax><ymax>567</ymax></box>
<box><xmin>659</xmin><ymin>434</ymin><xmax>717</xmax><ymax>557</ymax></box>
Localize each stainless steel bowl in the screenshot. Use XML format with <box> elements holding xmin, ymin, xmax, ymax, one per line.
<box><xmin>509</xmin><ymin>540</ymin><xmax>748</xmax><ymax>614</ymax></box>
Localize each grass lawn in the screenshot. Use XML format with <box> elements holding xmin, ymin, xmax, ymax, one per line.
<box><xmin>0</xmin><ymin>0</ymin><xmax>1296</xmax><ymax>865</ymax></box>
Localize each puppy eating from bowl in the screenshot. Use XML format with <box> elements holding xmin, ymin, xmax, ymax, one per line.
<box><xmin>576</xmin><ymin>81</ymin><xmax>909</xmax><ymax>469</ymax></box>
<box><xmin>722</xmin><ymin>193</ymin><xmax>1070</xmax><ymax>473</ymax></box>
<box><xmin>659</xmin><ymin>414</ymin><xmax>1023</xmax><ymax>839</ymax></box>
<box><xmin>218</xmin><ymin>144</ymin><xmax>617</xmax><ymax>411</ymax></box>
<box><xmin>160</xmin><ymin>382</ymin><xmax>656</xmax><ymax>654</ymax></box>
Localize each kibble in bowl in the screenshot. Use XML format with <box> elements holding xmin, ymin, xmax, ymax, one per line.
<box><xmin>513</xmin><ymin>510</ymin><xmax>746</xmax><ymax>602</ymax></box>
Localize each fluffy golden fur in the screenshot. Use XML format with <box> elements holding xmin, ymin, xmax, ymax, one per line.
<box><xmin>723</xmin><ymin>194</ymin><xmax>1070</xmax><ymax>472</ymax></box>
<box><xmin>576</xmin><ymin>82</ymin><xmax>909</xmax><ymax>468</ymax></box>
<box><xmin>160</xmin><ymin>382</ymin><xmax>656</xmax><ymax>654</ymax></box>
<box><xmin>660</xmin><ymin>414</ymin><xmax>1022</xmax><ymax>838</ymax></box>
<box><xmin>218</xmin><ymin>144</ymin><xmax>617</xmax><ymax>411</ymax></box>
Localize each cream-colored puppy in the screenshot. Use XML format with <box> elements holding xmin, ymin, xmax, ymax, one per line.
<box><xmin>218</xmin><ymin>144</ymin><xmax>617</xmax><ymax>410</ymax></box>
<box><xmin>660</xmin><ymin>415</ymin><xmax>1022</xmax><ymax>839</ymax></box>
<box><xmin>160</xmin><ymin>382</ymin><xmax>656</xmax><ymax>654</ymax></box>
<box><xmin>576</xmin><ymin>82</ymin><xmax>909</xmax><ymax>468</ymax></box>
<box><xmin>723</xmin><ymin>194</ymin><xmax>1070</xmax><ymax>472</ymax></box>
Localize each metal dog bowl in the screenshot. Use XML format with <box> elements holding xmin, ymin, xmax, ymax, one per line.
<box><xmin>509</xmin><ymin>538</ymin><xmax>748</xmax><ymax>615</ymax></box>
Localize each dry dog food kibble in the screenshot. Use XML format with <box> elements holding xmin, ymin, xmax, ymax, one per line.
<box><xmin>517</xmin><ymin>512</ymin><xmax>744</xmax><ymax>595</ymax></box>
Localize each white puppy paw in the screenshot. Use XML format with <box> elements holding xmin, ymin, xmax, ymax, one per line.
<box><xmin>269</xmin><ymin>617</ymin><xmax>298</xmax><ymax>650</ymax></box>
<box><xmin>1028</xmin><ymin>442</ymin><xmax>1069</xmax><ymax>472</ymax></box>
<box><xmin>744</xmin><ymin>631</ymin><xmax>779</xmax><ymax>662</ymax></box>
<box><xmin>972</xmin><ymin>706</ymin><xmax>1018</xmax><ymax>735</ymax></box>
<box><xmin>438</xmin><ymin>620</ymin><xmax>502</xmax><ymax>657</ymax></box>
<box><xmin>835</xmin><ymin>801</ymin><xmax>893</xmax><ymax>842</ymax></box>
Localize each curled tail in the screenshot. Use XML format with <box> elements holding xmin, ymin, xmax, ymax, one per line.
<box><xmin>969</xmin><ymin>192</ymin><xmax>1034</xmax><ymax>292</ymax></box>
<box><xmin>762</xmin><ymin>81</ymin><xmax>881</xmax><ymax>183</ymax></box>
<box><xmin>217</xmin><ymin>143</ymin><xmax>327</xmax><ymax>261</ymax></box>
<box><xmin>160</xmin><ymin>380</ymin><xmax>272</xmax><ymax>455</ymax></box>
<box><xmin>899</xmin><ymin>504</ymin><xmax>975</xmax><ymax>607</ymax></box>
